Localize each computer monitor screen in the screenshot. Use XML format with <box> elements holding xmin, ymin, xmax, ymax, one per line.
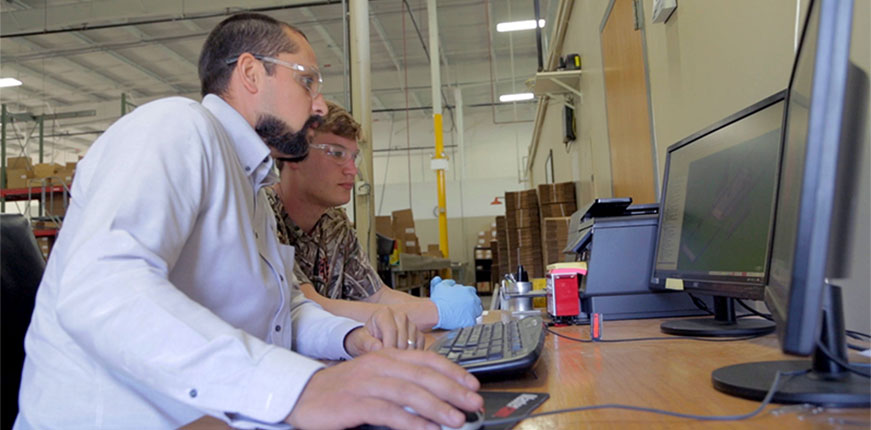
<box><xmin>764</xmin><ymin>0</ymin><xmax>867</xmax><ymax>357</ymax></box>
<box><xmin>651</xmin><ymin>92</ymin><xmax>784</xmax><ymax>300</ymax></box>
<box><xmin>649</xmin><ymin>93</ymin><xmax>785</xmax><ymax>337</ymax></box>
<box><xmin>712</xmin><ymin>0</ymin><xmax>869</xmax><ymax>407</ymax></box>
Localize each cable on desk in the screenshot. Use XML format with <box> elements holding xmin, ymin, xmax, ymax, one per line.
<box><xmin>815</xmin><ymin>339</ymin><xmax>871</xmax><ymax>378</ymax></box>
<box><xmin>544</xmin><ymin>326</ymin><xmax>769</xmax><ymax>343</ymax></box>
<box><xmin>847</xmin><ymin>343</ymin><xmax>868</xmax><ymax>352</ymax></box>
<box><xmin>483</xmin><ymin>369</ymin><xmax>807</xmax><ymax>426</ymax></box>
<box><xmin>736</xmin><ymin>299</ymin><xmax>774</xmax><ymax>321</ymax></box>
<box><xmin>688</xmin><ymin>293</ymin><xmax>714</xmax><ymax>315</ymax></box>
<box><xmin>846</xmin><ymin>330</ymin><xmax>871</xmax><ymax>340</ymax></box>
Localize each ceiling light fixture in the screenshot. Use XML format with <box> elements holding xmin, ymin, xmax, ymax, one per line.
<box><xmin>0</xmin><ymin>78</ymin><xmax>23</xmax><ymax>88</ymax></box>
<box><xmin>499</xmin><ymin>93</ymin><xmax>534</xmax><ymax>103</ymax></box>
<box><xmin>496</xmin><ymin>19</ymin><xmax>545</xmax><ymax>33</ymax></box>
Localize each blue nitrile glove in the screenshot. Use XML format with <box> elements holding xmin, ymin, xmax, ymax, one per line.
<box><xmin>430</xmin><ymin>276</ymin><xmax>484</xmax><ymax>330</ymax></box>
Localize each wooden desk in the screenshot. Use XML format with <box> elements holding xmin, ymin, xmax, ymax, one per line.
<box><xmin>186</xmin><ymin>313</ymin><xmax>870</xmax><ymax>429</ymax></box>
<box><xmin>477</xmin><ymin>314</ymin><xmax>870</xmax><ymax>429</ymax></box>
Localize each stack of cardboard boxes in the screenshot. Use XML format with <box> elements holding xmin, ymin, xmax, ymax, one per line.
<box><xmin>505</xmin><ymin>189</ymin><xmax>544</xmax><ymax>278</ymax></box>
<box><xmin>424</xmin><ymin>244</ymin><xmax>444</xmax><ymax>258</ymax></box>
<box><xmin>4</xmin><ymin>157</ymin><xmax>76</xmax><ymax>190</ymax></box>
<box><xmin>542</xmin><ymin>217</ymin><xmax>572</xmax><ymax>266</ymax></box>
<box><xmin>375</xmin><ymin>215</ymin><xmax>393</xmax><ymax>238</ymax></box>
<box><xmin>538</xmin><ymin>182</ymin><xmax>577</xmax><ymax>218</ymax></box>
<box><xmin>473</xmin><ymin>222</ymin><xmax>497</xmax><ymax>293</ymax></box>
<box><xmin>538</xmin><ymin>182</ymin><xmax>577</xmax><ymax>267</ymax></box>
<box><xmin>390</xmin><ymin>209</ymin><xmax>421</xmax><ymax>255</ymax></box>
<box><xmin>5</xmin><ymin>156</ymin><xmax>35</xmax><ymax>189</ymax></box>
<box><xmin>490</xmin><ymin>238</ymin><xmax>500</xmax><ymax>287</ymax></box>
<box><xmin>495</xmin><ymin>215</ymin><xmax>508</xmax><ymax>281</ymax></box>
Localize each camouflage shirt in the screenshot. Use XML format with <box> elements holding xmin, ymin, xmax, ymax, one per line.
<box><xmin>266</xmin><ymin>187</ymin><xmax>381</xmax><ymax>300</ymax></box>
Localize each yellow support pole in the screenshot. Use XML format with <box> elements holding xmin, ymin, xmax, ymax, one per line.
<box><xmin>433</xmin><ymin>113</ymin><xmax>449</xmax><ymax>258</ymax></box>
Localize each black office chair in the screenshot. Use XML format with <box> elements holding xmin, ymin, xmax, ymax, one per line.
<box><xmin>1</xmin><ymin>214</ymin><xmax>45</xmax><ymax>429</ymax></box>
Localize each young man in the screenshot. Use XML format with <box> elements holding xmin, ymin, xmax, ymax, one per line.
<box><xmin>268</xmin><ymin>101</ymin><xmax>483</xmax><ymax>340</ymax></box>
<box><xmin>15</xmin><ymin>14</ymin><xmax>481</xmax><ymax>430</ymax></box>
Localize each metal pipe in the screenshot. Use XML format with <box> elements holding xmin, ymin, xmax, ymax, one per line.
<box><xmin>38</xmin><ymin>116</ymin><xmax>44</xmax><ymax>163</ymax></box>
<box><xmin>534</xmin><ymin>0</ymin><xmax>544</xmax><ymax>72</ymax></box>
<box><xmin>349</xmin><ymin>0</ymin><xmax>376</xmax><ymax>265</ymax></box>
<box><xmin>2</xmin><ymin>104</ymin><xmax>7</xmax><ymax>210</ymax></box>
<box><xmin>373</xmin><ymin>100</ymin><xmax>535</xmax><ymax>113</ymax></box>
<box><xmin>1</xmin><ymin>1</ymin><xmax>341</xmax><ymax>38</ymax></box>
<box><xmin>373</xmin><ymin>144</ymin><xmax>457</xmax><ymax>153</ymax></box>
<box><xmin>428</xmin><ymin>0</ymin><xmax>449</xmax><ymax>258</ymax></box>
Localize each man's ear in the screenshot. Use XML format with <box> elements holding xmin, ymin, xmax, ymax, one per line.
<box><xmin>233</xmin><ymin>53</ymin><xmax>263</xmax><ymax>95</ymax></box>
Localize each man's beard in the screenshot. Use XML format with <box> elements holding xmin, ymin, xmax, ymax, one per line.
<box><xmin>254</xmin><ymin>114</ymin><xmax>322</xmax><ymax>160</ymax></box>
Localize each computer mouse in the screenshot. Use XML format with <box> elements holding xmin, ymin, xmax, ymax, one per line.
<box><xmin>444</xmin><ymin>409</ymin><xmax>484</xmax><ymax>430</ymax></box>
<box><xmin>404</xmin><ymin>406</ymin><xmax>484</xmax><ymax>430</ymax></box>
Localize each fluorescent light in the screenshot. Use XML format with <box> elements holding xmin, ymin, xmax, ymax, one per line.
<box><xmin>499</xmin><ymin>93</ymin><xmax>534</xmax><ymax>103</ymax></box>
<box><xmin>496</xmin><ymin>19</ymin><xmax>545</xmax><ymax>33</ymax></box>
<box><xmin>0</xmin><ymin>78</ymin><xmax>23</xmax><ymax>88</ymax></box>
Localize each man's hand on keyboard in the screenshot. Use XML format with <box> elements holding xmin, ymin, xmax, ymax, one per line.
<box><xmin>365</xmin><ymin>306</ymin><xmax>425</xmax><ymax>350</ymax></box>
<box><xmin>286</xmin><ymin>349</ymin><xmax>483</xmax><ymax>430</ymax></box>
<box><xmin>430</xmin><ymin>276</ymin><xmax>483</xmax><ymax>330</ymax></box>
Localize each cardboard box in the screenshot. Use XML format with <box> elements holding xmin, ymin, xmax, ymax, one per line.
<box><xmin>33</xmin><ymin>163</ymin><xmax>62</xmax><ymax>178</ymax></box>
<box><xmin>402</xmin><ymin>239</ymin><xmax>421</xmax><ymax>255</ymax></box>
<box><xmin>54</xmin><ymin>167</ymin><xmax>75</xmax><ymax>186</ymax></box>
<box><xmin>391</xmin><ymin>208</ymin><xmax>415</xmax><ymax>227</ymax></box>
<box><xmin>5</xmin><ymin>169</ymin><xmax>33</xmax><ymax>189</ymax></box>
<box><xmin>425</xmin><ymin>244</ymin><xmax>444</xmax><ymax>258</ymax></box>
<box><xmin>43</xmin><ymin>193</ymin><xmax>67</xmax><ymax>217</ymax></box>
<box><xmin>391</xmin><ymin>208</ymin><xmax>416</xmax><ymax>240</ymax></box>
<box><xmin>7</xmin><ymin>156</ymin><xmax>33</xmax><ymax>170</ymax></box>
<box><xmin>541</xmin><ymin>202</ymin><xmax>578</xmax><ymax>218</ymax></box>
<box><xmin>538</xmin><ymin>182</ymin><xmax>576</xmax><ymax>205</ymax></box>
<box><xmin>375</xmin><ymin>215</ymin><xmax>393</xmax><ymax>237</ymax></box>
<box><xmin>490</xmin><ymin>240</ymin><xmax>501</xmax><ymax>282</ymax></box>
<box><xmin>36</xmin><ymin>236</ymin><xmax>54</xmax><ymax>260</ymax></box>
<box><xmin>506</xmin><ymin>207</ymin><xmax>540</xmax><ymax>229</ymax></box>
<box><xmin>543</xmin><ymin>217</ymin><xmax>572</xmax><ymax>266</ymax></box>
<box><xmin>504</xmin><ymin>189</ymin><xmax>539</xmax><ymax>210</ymax></box>
<box><xmin>505</xmin><ymin>226</ymin><xmax>544</xmax><ymax>278</ymax></box>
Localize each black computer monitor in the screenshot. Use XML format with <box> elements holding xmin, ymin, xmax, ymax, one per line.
<box><xmin>712</xmin><ymin>0</ymin><xmax>869</xmax><ymax>407</ymax></box>
<box><xmin>649</xmin><ymin>92</ymin><xmax>784</xmax><ymax>336</ymax></box>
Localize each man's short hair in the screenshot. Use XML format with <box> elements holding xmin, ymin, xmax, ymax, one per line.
<box><xmin>198</xmin><ymin>13</ymin><xmax>307</xmax><ymax>97</ymax></box>
<box><xmin>275</xmin><ymin>101</ymin><xmax>361</xmax><ymax>171</ymax></box>
<box><xmin>313</xmin><ymin>101</ymin><xmax>361</xmax><ymax>141</ymax></box>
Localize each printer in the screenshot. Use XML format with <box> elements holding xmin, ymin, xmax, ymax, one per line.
<box><xmin>564</xmin><ymin>198</ymin><xmax>711</xmax><ymax>321</ymax></box>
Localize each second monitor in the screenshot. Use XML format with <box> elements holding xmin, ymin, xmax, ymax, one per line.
<box><xmin>649</xmin><ymin>91</ymin><xmax>785</xmax><ymax>336</ymax></box>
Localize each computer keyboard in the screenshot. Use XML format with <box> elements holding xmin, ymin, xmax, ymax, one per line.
<box><xmin>429</xmin><ymin>315</ymin><xmax>545</xmax><ymax>378</ymax></box>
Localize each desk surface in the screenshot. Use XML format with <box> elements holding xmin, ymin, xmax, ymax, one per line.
<box><xmin>185</xmin><ymin>313</ymin><xmax>870</xmax><ymax>429</ymax></box>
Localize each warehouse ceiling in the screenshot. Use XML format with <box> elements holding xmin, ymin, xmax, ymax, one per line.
<box><xmin>1</xmin><ymin>0</ymin><xmax>556</xmax><ymax>157</ymax></box>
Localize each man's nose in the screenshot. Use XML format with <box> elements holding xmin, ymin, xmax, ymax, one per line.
<box><xmin>312</xmin><ymin>93</ymin><xmax>327</xmax><ymax>116</ymax></box>
<box><xmin>343</xmin><ymin>158</ymin><xmax>358</xmax><ymax>176</ymax></box>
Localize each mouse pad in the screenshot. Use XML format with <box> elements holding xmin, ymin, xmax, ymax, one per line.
<box><xmin>349</xmin><ymin>391</ymin><xmax>549</xmax><ymax>430</ymax></box>
<box><xmin>479</xmin><ymin>391</ymin><xmax>549</xmax><ymax>430</ymax></box>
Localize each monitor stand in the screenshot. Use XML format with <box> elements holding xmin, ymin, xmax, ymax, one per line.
<box><xmin>660</xmin><ymin>296</ymin><xmax>776</xmax><ymax>337</ymax></box>
<box><xmin>711</xmin><ymin>286</ymin><xmax>870</xmax><ymax>407</ymax></box>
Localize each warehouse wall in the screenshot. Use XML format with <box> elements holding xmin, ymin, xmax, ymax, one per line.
<box><xmin>530</xmin><ymin>0</ymin><xmax>798</xmax><ymax>203</ymax></box>
<box><xmin>526</xmin><ymin>0</ymin><xmax>870</xmax><ymax>334</ymax></box>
